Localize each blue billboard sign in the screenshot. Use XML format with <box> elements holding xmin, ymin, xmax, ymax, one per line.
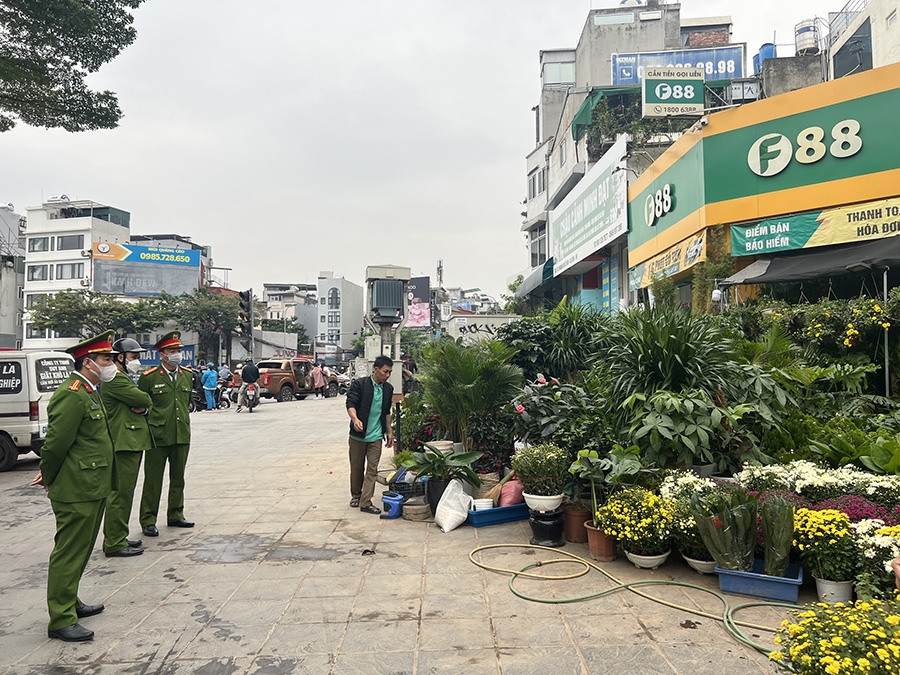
<box><xmin>612</xmin><ymin>45</ymin><xmax>745</xmax><ymax>85</ymax></box>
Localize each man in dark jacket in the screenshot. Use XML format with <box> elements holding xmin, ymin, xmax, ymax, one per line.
<box><xmin>345</xmin><ymin>355</ymin><xmax>394</xmax><ymax>514</ymax></box>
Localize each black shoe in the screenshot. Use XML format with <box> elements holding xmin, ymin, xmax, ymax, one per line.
<box><xmin>105</xmin><ymin>547</ymin><xmax>144</xmax><ymax>558</ymax></box>
<box><xmin>48</xmin><ymin>624</ymin><xmax>94</xmax><ymax>642</ymax></box>
<box><xmin>167</xmin><ymin>519</ymin><xmax>194</xmax><ymax>528</ymax></box>
<box><xmin>142</xmin><ymin>524</ymin><xmax>159</xmax><ymax>537</ymax></box>
<box><xmin>127</xmin><ymin>539</ymin><xmax>143</xmax><ymax>548</ymax></box>
<box><xmin>75</xmin><ymin>603</ymin><xmax>105</xmax><ymax>618</ymax></box>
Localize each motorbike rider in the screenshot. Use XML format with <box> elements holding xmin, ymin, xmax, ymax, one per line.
<box><xmin>236</xmin><ymin>358</ymin><xmax>260</xmax><ymax>413</ymax></box>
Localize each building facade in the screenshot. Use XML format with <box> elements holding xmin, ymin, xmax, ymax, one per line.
<box><xmin>22</xmin><ymin>199</ymin><xmax>131</xmax><ymax>350</ymax></box>
<box><xmin>517</xmin><ymin>4</ymin><xmax>739</xmax><ymax>313</ymax></box>
<box><xmin>316</xmin><ymin>272</ymin><xmax>363</xmax><ymax>361</ymax></box>
<box><xmin>263</xmin><ymin>283</ymin><xmax>318</xmax><ymax>352</ymax></box>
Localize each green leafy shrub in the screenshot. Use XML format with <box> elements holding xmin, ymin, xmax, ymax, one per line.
<box><xmin>511</xmin><ymin>443</ymin><xmax>571</xmax><ymax>495</ymax></box>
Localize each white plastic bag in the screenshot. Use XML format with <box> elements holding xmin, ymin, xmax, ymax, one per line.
<box><xmin>433</xmin><ymin>479</ymin><xmax>473</xmax><ymax>533</ymax></box>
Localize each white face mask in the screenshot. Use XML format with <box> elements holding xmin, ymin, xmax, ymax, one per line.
<box><xmin>165</xmin><ymin>351</ymin><xmax>183</xmax><ymax>367</ymax></box>
<box><xmin>94</xmin><ymin>361</ymin><xmax>118</xmax><ymax>383</ymax></box>
<box><xmin>126</xmin><ymin>359</ymin><xmax>142</xmax><ymax>375</ymax></box>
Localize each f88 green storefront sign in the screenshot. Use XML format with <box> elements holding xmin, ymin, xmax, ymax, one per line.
<box><xmin>731</xmin><ymin>196</ymin><xmax>900</xmax><ymax>256</ymax></box>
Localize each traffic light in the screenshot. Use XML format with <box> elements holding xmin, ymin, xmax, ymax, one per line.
<box><xmin>239</xmin><ymin>290</ymin><xmax>252</xmax><ymax>336</ymax></box>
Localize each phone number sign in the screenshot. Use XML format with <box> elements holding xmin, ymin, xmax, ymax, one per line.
<box><xmin>642</xmin><ymin>67</ymin><xmax>705</xmax><ymax>117</ymax></box>
<box><xmin>613</xmin><ymin>45</ymin><xmax>744</xmax><ymax>85</ymax></box>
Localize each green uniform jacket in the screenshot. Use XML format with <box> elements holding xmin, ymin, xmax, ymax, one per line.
<box><xmin>101</xmin><ymin>371</ymin><xmax>154</xmax><ymax>452</ymax></box>
<box><xmin>138</xmin><ymin>365</ymin><xmax>192</xmax><ymax>446</ymax></box>
<box><xmin>40</xmin><ymin>373</ymin><xmax>115</xmax><ymax>503</ymax></box>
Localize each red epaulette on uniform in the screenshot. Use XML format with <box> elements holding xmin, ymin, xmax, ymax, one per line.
<box><xmin>181</xmin><ymin>365</ymin><xmax>192</xmax><ymax>372</ymax></box>
<box><xmin>68</xmin><ymin>380</ymin><xmax>81</xmax><ymax>391</ymax></box>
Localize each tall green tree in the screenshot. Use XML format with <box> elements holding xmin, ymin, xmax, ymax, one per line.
<box><xmin>179</xmin><ymin>288</ymin><xmax>240</xmax><ymax>360</ymax></box>
<box><xmin>29</xmin><ymin>290</ymin><xmax>173</xmax><ymax>337</ymax></box>
<box><xmin>0</xmin><ymin>0</ymin><xmax>147</xmax><ymax>132</ymax></box>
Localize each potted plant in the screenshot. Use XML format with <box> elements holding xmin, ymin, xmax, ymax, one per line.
<box><xmin>659</xmin><ymin>471</ymin><xmax>717</xmax><ymax>573</ymax></box>
<box><xmin>794</xmin><ymin>508</ymin><xmax>858</xmax><ymax>603</ymax></box>
<box><xmin>568</xmin><ymin>444</ymin><xmax>653</xmax><ymax>560</ymax></box>
<box><xmin>510</xmin><ymin>443</ymin><xmax>570</xmax><ymax>512</ymax></box>
<box><xmin>596</xmin><ymin>487</ymin><xmax>674</xmax><ymax>569</ymax></box>
<box><xmin>692</xmin><ymin>490</ymin><xmax>804</xmax><ymax>603</ymax></box>
<box><xmin>411</xmin><ymin>443</ymin><xmax>482</xmax><ymax>517</ymax></box>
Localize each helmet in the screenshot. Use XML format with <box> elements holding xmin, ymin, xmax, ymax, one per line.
<box><xmin>207</xmin><ymin>362</ymin><xmax>215</xmax><ymax>368</ymax></box>
<box><xmin>112</xmin><ymin>337</ymin><xmax>143</xmax><ymax>354</ymax></box>
<box><xmin>245</xmin><ymin>357</ymin><xmax>253</xmax><ymax>363</ymax></box>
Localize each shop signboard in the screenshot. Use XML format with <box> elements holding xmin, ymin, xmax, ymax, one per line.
<box><xmin>629</xmin><ymin>230</ymin><xmax>707</xmax><ymax>291</ymax></box>
<box><xmin>731</xmin><ymin>196</ymin><xmax>900</xmax><ymax>256</ymax></box>
<box><xmin>612</xmin><ymin>45</ymin><xmax>744</xmax><ymax>85</ymax></box>
<box><xmin>92</xmin><ymin>242</ymin><xmax>201</xmax><ymax>296</ymax></box>
<box><xmin>550</xmin><ymin>136</ymin><xmax>628</xmax><ymax>276</ymax></box>
<box><xmin>642</xmin><ymin>67</ymin><xmax>705</xmax><ymax>118</ymax></box>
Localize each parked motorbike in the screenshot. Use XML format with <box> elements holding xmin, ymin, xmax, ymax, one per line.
<box><xmin>216</xmin><ymin>378</ymin><xmax>231</xmax><ymax>409</ymax></box>
<box><xmin>188</xmin><ymin>388</ymin><xmax>204</xmax><ymax>413</ymax></box>
<box><xmin>336</xmin><ymin>372</ymin><xmax>351</xmax><ymax>396</ymax></box>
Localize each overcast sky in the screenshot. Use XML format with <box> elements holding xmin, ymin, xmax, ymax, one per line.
<box><xmin>3</xmin><ymin>0</ymin><xmax>830</xmax><ymax>299</ymax></box>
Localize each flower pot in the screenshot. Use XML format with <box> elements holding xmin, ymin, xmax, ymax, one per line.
<box><xmin>528</xmin><ymin>507</ymin><xmax>565</xmax><ymax>547</ymax></box>
<box><xmin>522</xmin><ymin>492</ymin><xmax>564</xmax><ymax>512</ymax></box>
<box><xmin>563</xmin><ymin>505</ymin><xmax>590</xmax><ymax>543</ymax></box>
<box><xmin>691</xmin><ymin>463</ymin><xmax>716</xmax><ymax>479</ymax></box>
<box><xmin>815</xmin><ymin>578</ymin><xmax>854</xmax><ymax>604</ymax></box>
<box><xmin>584</xmin><ymin>521</ymin><xmax>617</xmax><ymax>562</ymax></box>
<box><xmin>682</xmin><ymin>554</ymin><xmax>717</xmax><ymax>575</ymax></box>
<box><xmin>625</xmin><ymin>549</ymin><xmax>670</xmax><ymax>570</ymax></box>
<box><xmin>426</xmin><ymin>477</ymin><xmax>450</xmax><ymax>517</ymax></box>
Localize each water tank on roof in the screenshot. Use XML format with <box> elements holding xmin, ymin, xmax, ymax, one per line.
<box><xmin>759</xmin><ymin>43</ymin><xmax>777</xmax><ymax>64</ymax></box>
<box><xmin>795</xmin><ymin>19</ymin><xmax>820</xmax><ymax>56</ymax></box>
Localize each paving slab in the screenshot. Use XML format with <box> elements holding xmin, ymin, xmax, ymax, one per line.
<box><xmin>0</xmin><ymin>397</ymin><xmax>808</xmax><ymax>674</ymax></box>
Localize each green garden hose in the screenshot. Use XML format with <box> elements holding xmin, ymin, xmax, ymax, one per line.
<box><xmin>469</xmin><ymin>543</ymin><xmax>800</xmax><ymax>656</ymax></box>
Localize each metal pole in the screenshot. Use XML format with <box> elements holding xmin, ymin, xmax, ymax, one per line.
<box><xmin>885</xmin><ymin>267</ymin><xmax>891</xmax><ymax>397</ymax></box>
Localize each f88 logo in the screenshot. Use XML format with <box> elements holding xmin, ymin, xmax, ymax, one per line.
<box><xmin>747</xmin><ymin>119</ymin><xmax>862</xmax><ymax>177</ymax></box>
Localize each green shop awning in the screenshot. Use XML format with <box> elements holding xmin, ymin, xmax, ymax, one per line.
<box><xmin>570</xmin><ymin>80</ymin><xmax>733</xmax><ymax>141</ymax></box>
<box><xmin>571</xmin><ymin>87</ymin><xmax>639</xmax><ymax>141</ymax></box>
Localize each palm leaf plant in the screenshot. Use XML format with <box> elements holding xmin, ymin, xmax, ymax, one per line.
<box><xmin>420</xmin><ymin>338</ymin><xmax>523</xmax><ymax>451</ymax></box>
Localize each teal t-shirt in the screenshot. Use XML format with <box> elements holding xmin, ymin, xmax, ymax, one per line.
<box><xmin>351</xmin><ymin>378</ymin><xmax>384</xmax><ymax>443</ymax></box>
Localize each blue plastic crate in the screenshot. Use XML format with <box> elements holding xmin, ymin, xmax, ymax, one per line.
<box><xmin>466</xmin><ymin>502</ymin><xmax>530</xmax><ymax>528</ymax></box>
<box><xmin>715</xmin><ymin>559</ymin><xmax>804</xmax><ymax>602</ymax></box>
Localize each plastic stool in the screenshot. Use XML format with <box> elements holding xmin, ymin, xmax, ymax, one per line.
<box><xmin>381</xmin><ymin>491</ymin><xmax>405</xmax><ymax>519</ymax></box>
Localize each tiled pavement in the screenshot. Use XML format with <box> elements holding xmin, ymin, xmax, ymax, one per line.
<box><xmin>0</xmin><ymin>396</ymin><xmax>811</xmax><ymax>674</ymax></box>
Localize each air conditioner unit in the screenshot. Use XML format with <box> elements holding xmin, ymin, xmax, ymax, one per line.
<box><xmin>79</xmin><ymin>278</ymin><xmax>91</xmax><ymax>287</ymax></box>
<box><xmin>80</xmin><ymin>249</ymin><xmax>91</xmax><ymax>257</ymax></box>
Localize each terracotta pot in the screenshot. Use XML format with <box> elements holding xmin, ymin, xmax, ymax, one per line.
<box><xmin>584</xmin><ymin>521</ymin><xmax>617</xmax><ymax>562</ymax></box>
<box><xmin>563</xmin><ymin>505</ymin><xmax>590</xmax><ymax>543</ymax></box>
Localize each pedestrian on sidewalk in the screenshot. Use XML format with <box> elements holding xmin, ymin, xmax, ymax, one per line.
<box><xmin>345</xmin><ymin>355</ymin><xmax>394</xmax><ymax>514</ymax></box>
<box><xmin>201</xmin><ymin>362</ymin><xmax>218</xmax><ymax>410</ymax></box>
<box><xmin>138</xmin><ymin>332</ymin><xmax>194</xmax><ymax>537</ymax></box>
<box><xmin>101</xmin><ymin>337</ymin><xmax>153</xmax><ymax>559</ymax></box>
<box><xmin>30</xmin><ymin>331</ymin><xmax>118</xmax><ymax>642</ymax></box>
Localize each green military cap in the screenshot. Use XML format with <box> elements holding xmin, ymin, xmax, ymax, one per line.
<box><xmin>155</xmin><ymin>331</ymin><xmax>182</xmax><ymax>350</ymax></box>
<box><xmin>66</xmin><ymin>330</ymin><xmax>117</xmax><ymax>359</ymax></box>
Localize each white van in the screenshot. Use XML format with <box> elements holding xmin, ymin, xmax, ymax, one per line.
<box><xmin>0</xmin><ymin>351</ymin><xmax>74</xmax><ymax>471</ymax></box>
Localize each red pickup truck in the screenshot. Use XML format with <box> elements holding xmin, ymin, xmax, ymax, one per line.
<box><xmin>233</xmin><ymin>358</ymin><xmax>339</xmax><ymax>402</ymax></box>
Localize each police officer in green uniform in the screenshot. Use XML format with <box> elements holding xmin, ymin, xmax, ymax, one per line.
<box><xmin>138</xmin><ymin>331</ymin><xmax>194</xmax><ymax>536</ymax></box>
<box><xmin>101</xmin><ymin>337</ymin><xmax>153</xmax><ymax>557</ymax></box>
<box><xmin>30</xmin><ymin>331</ymin><xmax>118</xmax><ymax>642</ymax></box>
